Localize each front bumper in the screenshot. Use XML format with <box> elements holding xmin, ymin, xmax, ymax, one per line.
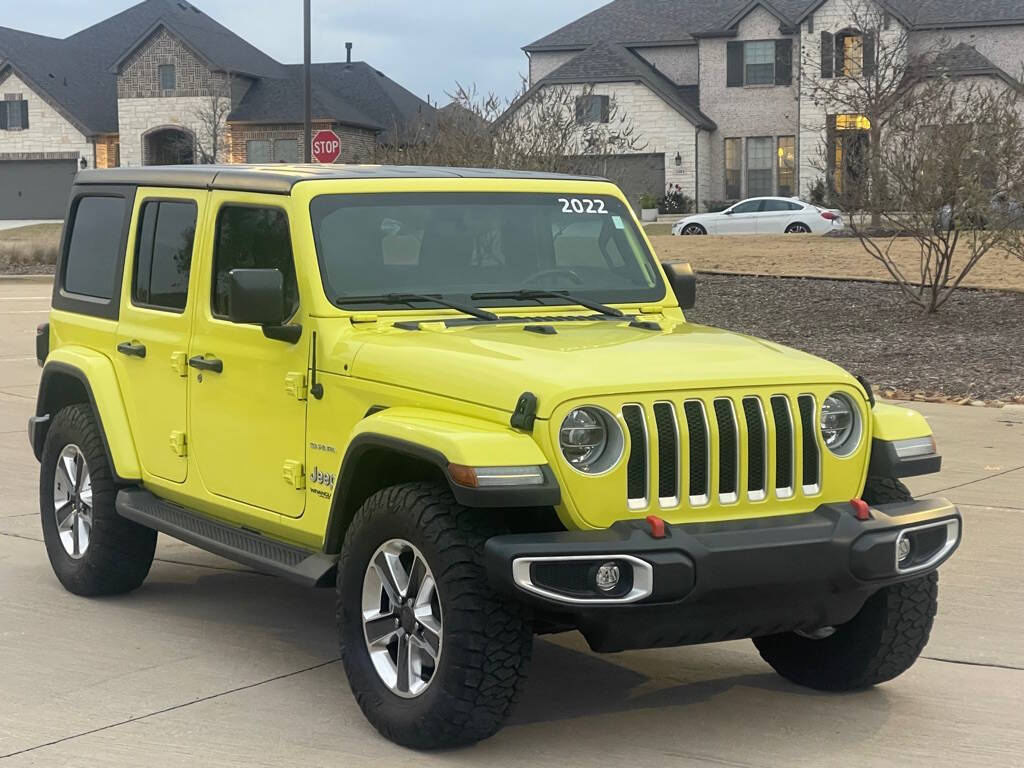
<box><xmin>485</xmin><ymin>498</ymin><xmax>960</xmax><ymax>652</ymax></box>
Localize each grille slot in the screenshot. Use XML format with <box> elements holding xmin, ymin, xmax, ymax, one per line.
<box><xmin>713</xmin><ymin>399</ymin><xmax>739</xmax><ymax>503</ymax></box>
<box><xmin>797</xmin><ymin>395</ymin><xmax>820</xmax><ymax>493</ymax></box>
<box><xmin>770</xmin><ymin>395</ymin><xmax>794</xmax><ymax>497</ymax></box>
<box><xmin>653</xmin><ymin>403</ymin><xmax>679</xmax><ymax>504</ymax></box>
<box><xmin>622</xmin><ymin>405</ymin><xmax>648</xmax><ymax>508</ymax></box>
<box><xmin>742</xmin><ymin>397</ymin><xmax>767</xmax><ymax>500</ymax></box>
<box><xmin>683</xmin><ymin>400</ymin><xmax>709</xmax><ymax>504</ymax></box>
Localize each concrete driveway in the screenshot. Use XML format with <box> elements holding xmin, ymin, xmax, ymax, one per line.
<box><xmin>0</xmin><ymin>280</ymin><xmax>1021</xmax><ymax>767</ymax></box>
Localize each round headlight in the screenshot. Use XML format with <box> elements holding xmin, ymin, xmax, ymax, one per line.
<box><xmin>559</xmin><ymin>407</ymin><xmax>622</xmax><ymax>473</ymax></box>
<box><xmin>820</xmin><ymin>393</ymin><xmax>861</xmax><ymax>455</ymax></box>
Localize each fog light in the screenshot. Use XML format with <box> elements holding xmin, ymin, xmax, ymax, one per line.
<box><xmin>595</xmin><ymin>562</ymin><xmax>621</xmax><ymax>592</ymax></box>
<box><xmin>897</xmin><ymin>537</ymin><xmax>912</xmax><ymax>563</ymax></box>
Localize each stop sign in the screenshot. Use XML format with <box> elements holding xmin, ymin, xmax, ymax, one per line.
<box><xmin>311</xmin><ymin>129</ymin><xmax>341</xmax><ymax>163</ymax></box>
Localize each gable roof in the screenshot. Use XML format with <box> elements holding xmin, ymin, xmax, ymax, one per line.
<box><xmin>932</xmin><ymin>42</ymin><xmax>1021</xmax><ymax>86</ymax></box>
<box><xmin>229</xmin><ymin>62</ymin><xmax>436</xmax><ymax>142</ymax></box>
<box><xmin>527</xmin><ymin>0</ymin><xmax>1024</xmax><ymax>51</ymax></box>
<box><xmin>511</xmin><ymin>40</ymin><xmax>716</xmax><ymax>129</ymax></box>
<box><xmin>0</xmin><ymin>0</ymin><xmax>432</xmax><ymax>140</ymax></box>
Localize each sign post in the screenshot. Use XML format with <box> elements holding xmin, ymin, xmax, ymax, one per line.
<box><xmin>311</xmin><ymin>130</ymin><xmax>342</xmax><ymax>164</ymax></box>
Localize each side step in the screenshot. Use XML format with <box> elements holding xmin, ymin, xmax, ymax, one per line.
<box><xmin>116</xmin><ymin>488</ymin><xmax>338</xmax><ymax>587</ymax></box>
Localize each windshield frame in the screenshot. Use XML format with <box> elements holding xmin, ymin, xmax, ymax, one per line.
<box><xmin>308</xmin><ymin>191</ymin><xmax>668</xmax><ymax>312</ymax></box>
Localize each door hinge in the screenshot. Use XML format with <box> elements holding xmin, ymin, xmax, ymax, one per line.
<box><xmin>170</xmin><ymin>351</ymin><xmax>188</xmax><ymax>377</ymax></box>
<box><xmin>285</xmin><ymin>372</ymin><xmax>307</xmax><ymax>400</ymax></box>
<box><xmin>169</xmin><ymin>430</ymin><xmax>187</xmax><ymax>457</ymax></box>
<box><xmin>282</xmin><ymin>460</ymin><xmax>305</xmax><ymax>489</ymax></box>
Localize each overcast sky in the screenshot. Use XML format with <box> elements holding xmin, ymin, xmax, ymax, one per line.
<box><xmin>2</xmin><ymin>0</ymin><xmax>609</xmax><ymax>103</ymax></box>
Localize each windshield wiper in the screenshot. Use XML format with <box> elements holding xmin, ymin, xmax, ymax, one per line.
<box><xmin>471</xmin><ymin>289</ymin><xmax>623</xmax><ymax>318</ymax></box>
<box><xmin>336</xmin><ymin>292</ymin><xmax>498</xmax><ymax>321</ymax></box>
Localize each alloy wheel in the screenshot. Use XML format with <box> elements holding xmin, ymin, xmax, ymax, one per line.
<box><xmin>361</xmin><ymin>538</ymin><xmax>443</xmax><ymax>698</ymax></box>
<box><xmin>682</xmin><ymin>224</ymin><xmax>706</xmax><ymax>235</ymax></box>
<box><xmin>53</xmin><ymin>444</ymin><xmax>93</xmax><ymax>559</ymax></box>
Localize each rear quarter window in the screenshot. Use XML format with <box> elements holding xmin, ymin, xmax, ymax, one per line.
<box><xmin>64</xmin><ymin>196</ymin><xmax>127</xmax><ymax>300</ymax></box>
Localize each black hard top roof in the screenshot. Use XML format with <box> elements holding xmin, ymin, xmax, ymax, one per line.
<box><xmin>74</xmin><ymin>164</ymin><xmax>608</xmax><ymax>195</ymax></box>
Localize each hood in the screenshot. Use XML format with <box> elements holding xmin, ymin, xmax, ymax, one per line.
<box><xmin>332</xmin><ymin>318</ymin><xmax>858</xmax><ymax>419</ymax></box>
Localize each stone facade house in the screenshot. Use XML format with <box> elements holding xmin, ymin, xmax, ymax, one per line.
<box><xmin>0</xmin><ymin>0</ymin><xmax>434</xmax><ymax>218</ymax></box>
<box><xmin>517</xmin><ymin>0</ymin><xmax>1024</xmax><ymax>210</ymax></box>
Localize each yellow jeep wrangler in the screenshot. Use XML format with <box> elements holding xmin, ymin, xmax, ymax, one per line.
<box><xmin>30</xmin><ymin>165</ymin><xmax>961</xmax><ymax>749</ymax></box>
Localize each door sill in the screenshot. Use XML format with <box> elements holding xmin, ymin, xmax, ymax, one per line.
<box><xmin>116</xmin><ymin>488</ymin><xmax>336</xmax><ymax>587</ymax></box>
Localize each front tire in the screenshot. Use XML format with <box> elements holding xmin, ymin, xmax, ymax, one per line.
<box><xmin>40</xmin><ymin>404</ymin><xmax>157</xmax><ymax>596</ymax></box>
<box><xmin>337</xmin><ymin>482</ymin><xmax>532</xmax><ymax>749</ymax></box>
<box><xmin>680</xmin><ymin>223</ymin><xmax>707</xmax><ymax>235</ymax></box>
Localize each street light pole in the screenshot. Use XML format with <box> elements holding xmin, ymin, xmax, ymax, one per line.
<box><xmin>303</xmin><ymin>0</ymin><xmax>312</xmax><ymax>163</ymax></box>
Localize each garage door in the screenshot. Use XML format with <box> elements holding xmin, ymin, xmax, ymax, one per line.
<box><xmin>0</xmin><ymin>159</ymin><xmax>77</xmax><ymax>219</ymax></box>
<box><xmin>572</xmin><ymin>153</ymin><xmax>666</xmax><ymax>213</ymax></box>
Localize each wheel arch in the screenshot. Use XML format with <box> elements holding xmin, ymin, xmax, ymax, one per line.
<box><xmin>32</xmin><ymin>351</ymin><xmax>141</xmax><ymax>482</ymax></box>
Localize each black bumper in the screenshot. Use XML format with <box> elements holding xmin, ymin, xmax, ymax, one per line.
<box><xmin>485</xmin><ymin>499</ymin><xmax>960</xmax><ymax>652</ymax></box>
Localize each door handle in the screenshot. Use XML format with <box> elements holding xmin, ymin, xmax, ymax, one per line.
<box><xmin>117</xmin><ymin>341</ymin><xmax>147</xmax><ymax>358</ymax></box>
<box><xmin>188</xmin><ymin>355</ymin><xmax>223</xmax><ymax>374</ymax></box>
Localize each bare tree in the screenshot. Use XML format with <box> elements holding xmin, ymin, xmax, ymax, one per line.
<box><xmin>192</xmin><ymin>75</ymin><xmax>234</xmax><ymax>164</ymax></box>
<box><xmin>802</xmin><ymin>0</ymin><xmax>939</xmax><ymax>223</ymax></box>
<box><xmin>849</xmin><ymin>75</ymin><xmax>1024</xmax><ymax>312</ymax></box>
<box><xmin>376</xmin><ymin>80</ymin><xmax>647</xmax><ymax>178</ymax></box>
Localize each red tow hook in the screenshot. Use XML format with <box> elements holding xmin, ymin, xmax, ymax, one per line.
<box><xmin>850</xmin><ymin>498</ymin><xmax>872</xmax><ymax>521</ymax></box>
<box><xmin>646</xmin><ymin>515</ymin><xmax>667</xmax><ymax>539</ymax></box>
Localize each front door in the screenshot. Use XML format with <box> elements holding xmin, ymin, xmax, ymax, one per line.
<box><xmin>187</xmin><ymin>194</ymin><xmax>308</xmax><ymax>518</ymax></box>
<box><xmin>716</xmin><ymin>199</ymin><xmax>762</xmax><ymax>234</ymax></box>
<box><xmin>114</xmin><ymin>190</ymin><xmax>204</xmax><ymax>483</ymax></box>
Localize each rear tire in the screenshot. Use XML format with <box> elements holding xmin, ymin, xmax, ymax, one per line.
<box><xmin>754</xmin><ymin>475</ymin><xmax>936</xmax><ymax>691</ymax></box>
<box><xmin>337</xmin><ymin>482</ymin><xmax>532</xmax><ymax>749</ymax></box>
<box><xmin>785</xmin><ymin>222</ymin><xmax>811</xmax><ymax>234</ymax></box>
<box><xmin>40</xmin><ymin>404</ymin><xmax>156</xmax><ymax>596</ymax></box>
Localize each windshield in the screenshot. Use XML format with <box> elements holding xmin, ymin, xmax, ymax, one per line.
<box><xmin>309</xmin><ymin>192</ymin><xmax>665</xmax><ymax>310</ymax></box>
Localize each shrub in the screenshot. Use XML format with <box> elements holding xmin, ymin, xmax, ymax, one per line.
<box><xmin>807</xmin><ymin>178</ymin><xmax>828</xmax><ymax>207</ymax></box>
<box><xmin>659</xmin><ymin>184</ymin><xmax>694</xmax><ymax>215</ymax></box>
<box><xmin>639</xmin><ymin>193</ymin><xmax>658</xmax><ymax>209</ymax></box>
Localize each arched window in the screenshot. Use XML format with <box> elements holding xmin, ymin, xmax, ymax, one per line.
<box><xmin>820</xmin><ymin>29</ymin><xmax>876</xmax><ymax>79</ymax></box>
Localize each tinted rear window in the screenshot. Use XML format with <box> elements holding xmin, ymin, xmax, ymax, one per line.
<box><xmin>133</xmin><ymin>200</ymin><xmax>197</xmax><ymax>312</ymax></box>
<box><xmin>64</xmin><ymin>196</ymin><xmax>127</xmax><ymax>300</ymax></box>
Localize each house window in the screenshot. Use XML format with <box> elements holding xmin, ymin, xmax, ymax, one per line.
<box><xmin>159</xmin><ymin>64</ymin><xmax>176</xmax><ymax>92</ymax></box>
<box><xmin>246</xmin><ymin>140</ymin><xmax>273</xmax><ymax>163</ymax></box>
<box><xmin>777</xmin><ymin>136</ymin><xmax>796</xmax><ymax>197</ymax></box>
<box><xmin>744</xmin><ymin>41</ymin><xmax>775</xmax><ymax>85</ymax></box>
<box><xmin>725</xmin><ymin>138</ymin><xmax>742</xmax><ymax>200</ymax></box>
<box><xmin>575</xmin><ymin>95</ymin><xmax>609</xmax><ymax>124</ymax></box>
<box><xmin>840</xmin><ymin>33</ymin><xmax>863</xmax><ymax>77</ymax></box>
<box><xmin>822</xmin><ymin>30</ymin><xmax>875</xmax><ymax>78</ymax></box>
<box><xmin>1</xmin><ymin>96</ymin><xmax>28</xmax><ymax>131</ymax></box>
<box><xmin>746</xmin><ymin>137</ymin><xmax>774</xmax><ymax>198</ymax></box>
<box><xmin>274</xmin><ymin>139</ymin><xmax>299</xmax><ymax>163</ymax></box>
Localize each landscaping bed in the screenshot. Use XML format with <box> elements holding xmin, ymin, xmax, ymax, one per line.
<box><xmin>686</xmin><ymin>273</ymin><xmax>1024</xmax><ymax>404</ymax></box>
<box><xmin>0</xmin><ymin>223</ymin><xmax>61</xmax><ymax>274</ymax></box>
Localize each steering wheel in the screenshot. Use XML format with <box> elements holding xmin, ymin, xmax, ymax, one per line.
<box><xmin>520</xmin><ymin>268</ymin><xmax>584</xmax><ymax>287</ymax></box>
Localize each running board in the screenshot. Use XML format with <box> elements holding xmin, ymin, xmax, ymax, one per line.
<box><xmin>116</xmin><ymin>488</ymin><xmax>337</xmax><ymax>587</ymax></box>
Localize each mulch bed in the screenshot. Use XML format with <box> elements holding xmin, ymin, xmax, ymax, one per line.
<box><xmin>0</xmin><ymin>265</ymin><xmax>55</xmax><ymax>276</ymax></box>
<box><xmin>686</xmin><ymin>274</ymin><xmax>1024</xmax><ymax>404</ymax></box>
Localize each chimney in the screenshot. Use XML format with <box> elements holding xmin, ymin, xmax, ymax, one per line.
<box><xmin>346</xmin><ymin>42</ymin><xmax>353</xmax><ymax>63</ymax></box>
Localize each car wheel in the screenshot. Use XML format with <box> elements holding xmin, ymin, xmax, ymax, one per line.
<box><xmin>337</xmin><ymin>481</ymin><xmax>532</xmax><ymax>749</ymax></box>
<box><xmin>40</xmin><ymin>404</ymin><xmax>157</xmax><ymax>596</ymax></box>
<box><xmin>681</xmin><ymin>223</ymin><xmax>707</xmax><ymax>235</ymax></box>
<box><xmin>785</xmin><ymin>223</ymin><xmax>811</xmax><ymax>234</ymax></box>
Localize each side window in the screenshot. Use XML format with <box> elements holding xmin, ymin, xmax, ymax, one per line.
<box><xmin>731</xmin><ymin>200</ymin><xmax>763</xmax><ymax>214</ymax></box>
<box><xmin>212</xmin><ymin>206</ymin><xmax>298</xmax><ymax>319</ymax></box>
<box><xmin>64</xmin><ymin>196</ymin><xmax>128</xmax><ymax>300</ymax></box>
<box><xmin>760</xmin><ymin>200</ymin><xmax>791</xmax><ymax>212</ymax></box>
<box><xmin>133</xmin><ymin>200</ymin><xmax>197</xmax><ymax>312</ymax></box>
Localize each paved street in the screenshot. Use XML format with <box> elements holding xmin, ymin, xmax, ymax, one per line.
<box><xmin>0</xmin><ymin>279</ymin><xmax>1021</xmax><ymax>767</ymax></box>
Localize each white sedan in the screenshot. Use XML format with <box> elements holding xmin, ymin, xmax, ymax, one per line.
<box><xmin>672</xmin><ymin>197</ymin><xmax>843</xmax><ymax>236</ymax></box>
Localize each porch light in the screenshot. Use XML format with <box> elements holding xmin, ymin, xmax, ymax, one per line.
<box><xmin>674</xmin><ymin>152</ymin><xmax>682</xmax><ymax>167</ymax></box>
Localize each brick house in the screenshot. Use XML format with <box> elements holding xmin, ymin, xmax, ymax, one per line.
<box><xmin>0</xmin><ymin>0</ymin><xmax>434</xmax><ymax>218</ymax></box>
<box><xmin>516</xmin><ymin>0</ymin><xmax>1024</xmax><ymax>209</ymax></box>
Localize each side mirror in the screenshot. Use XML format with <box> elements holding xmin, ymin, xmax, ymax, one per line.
<box><xmin>227</xmin><ymin>268</ymin><xmax>301</xmax><ymax>343</ymax></box>
<box><xmin>661</xmin><ymin>261</ymin><xmax>696</xmax><ymax>310</ymax></box>
<box><xmin>228</xmin><ymin>268</ymin><xmax>286</xmax><ymax>325</ymax></box>
<box><xmin>722</xmin><ymin>208</ymin><xmax>734</xmax><ymax>215</ymax></box>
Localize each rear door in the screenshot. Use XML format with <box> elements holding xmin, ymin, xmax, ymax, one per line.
<box><xmin>716</xmin><ymin>199</ymin><xmax>762</xmax><ymax>234</ymax></box>
<box><xmin>756</xmin><ymin>199</ymin><xmax>801</xmax><ymax>233</ymax></box>
<box><xmin>114</xmin><ymin>189</ymin><xmax>204</xmax><ymax>483</ymax></box>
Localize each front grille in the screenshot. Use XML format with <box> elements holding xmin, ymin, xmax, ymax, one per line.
<box><xmin>622</xmin><ymin>392</ymin><xmax>823</xmax><ymax>511</ymax></box>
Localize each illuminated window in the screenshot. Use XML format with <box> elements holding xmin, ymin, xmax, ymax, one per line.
<box><xmin>725</xmin><ymin>138</ymin><xmax>742</xmax><ymax>199</ymax></box>
<box><xmin>777</xmin><ymin>136</ymin><xmax>796</xmax><ymax>196</ymax></box>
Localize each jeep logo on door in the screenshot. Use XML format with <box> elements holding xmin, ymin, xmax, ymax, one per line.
<box><xmin>311</xmin><ymin>130</ymin><xmax>341</xmax><ymax>164</ymax></box>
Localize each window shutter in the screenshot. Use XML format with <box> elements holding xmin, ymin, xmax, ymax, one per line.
<box><xmin>727</xmin><ymin>42</ymin><xmax>744</xmax><ymax>87</ymax></box>
<box><xmin>20</xmin><ymin>100</ymin><xmax>28</xmax><ymax>129</ymax></box>
<box><xmin>863</xmin><ymin>32</ymin><xmax>876</xmax><ymax>77</ymax></box>
<box><xmin>0</xmin><ymin>103</ymin><xmax>7</xmax><ymax>130</ymax></box>
<box><xmin>600</xmin><ymin>96</ymin><xmax>610</xmax><ymax>123</ymax></box>
<box><xmin>775</xmin><ymin>39</ymin><xmax>793</xmax><ymax>85</ymax></box>
<box><xmin>820</xmin><ymin>32</ymin><xmax>834</xmax><ymax>78</ymax></box>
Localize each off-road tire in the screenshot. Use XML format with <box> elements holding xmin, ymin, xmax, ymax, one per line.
<box><xmin>40</xmin><ymin>404</ymin><xmax>157</xmax><ymax>596</ymax></box>
<box><xmin>753</xmin><ymin>476</ymin><xmax>936</xmax><ymax>691</ymax></box>
<box><xmin>337</xmin><ymin>482</ymin><xmax>532</xmax><ymax>749</ymax></box>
